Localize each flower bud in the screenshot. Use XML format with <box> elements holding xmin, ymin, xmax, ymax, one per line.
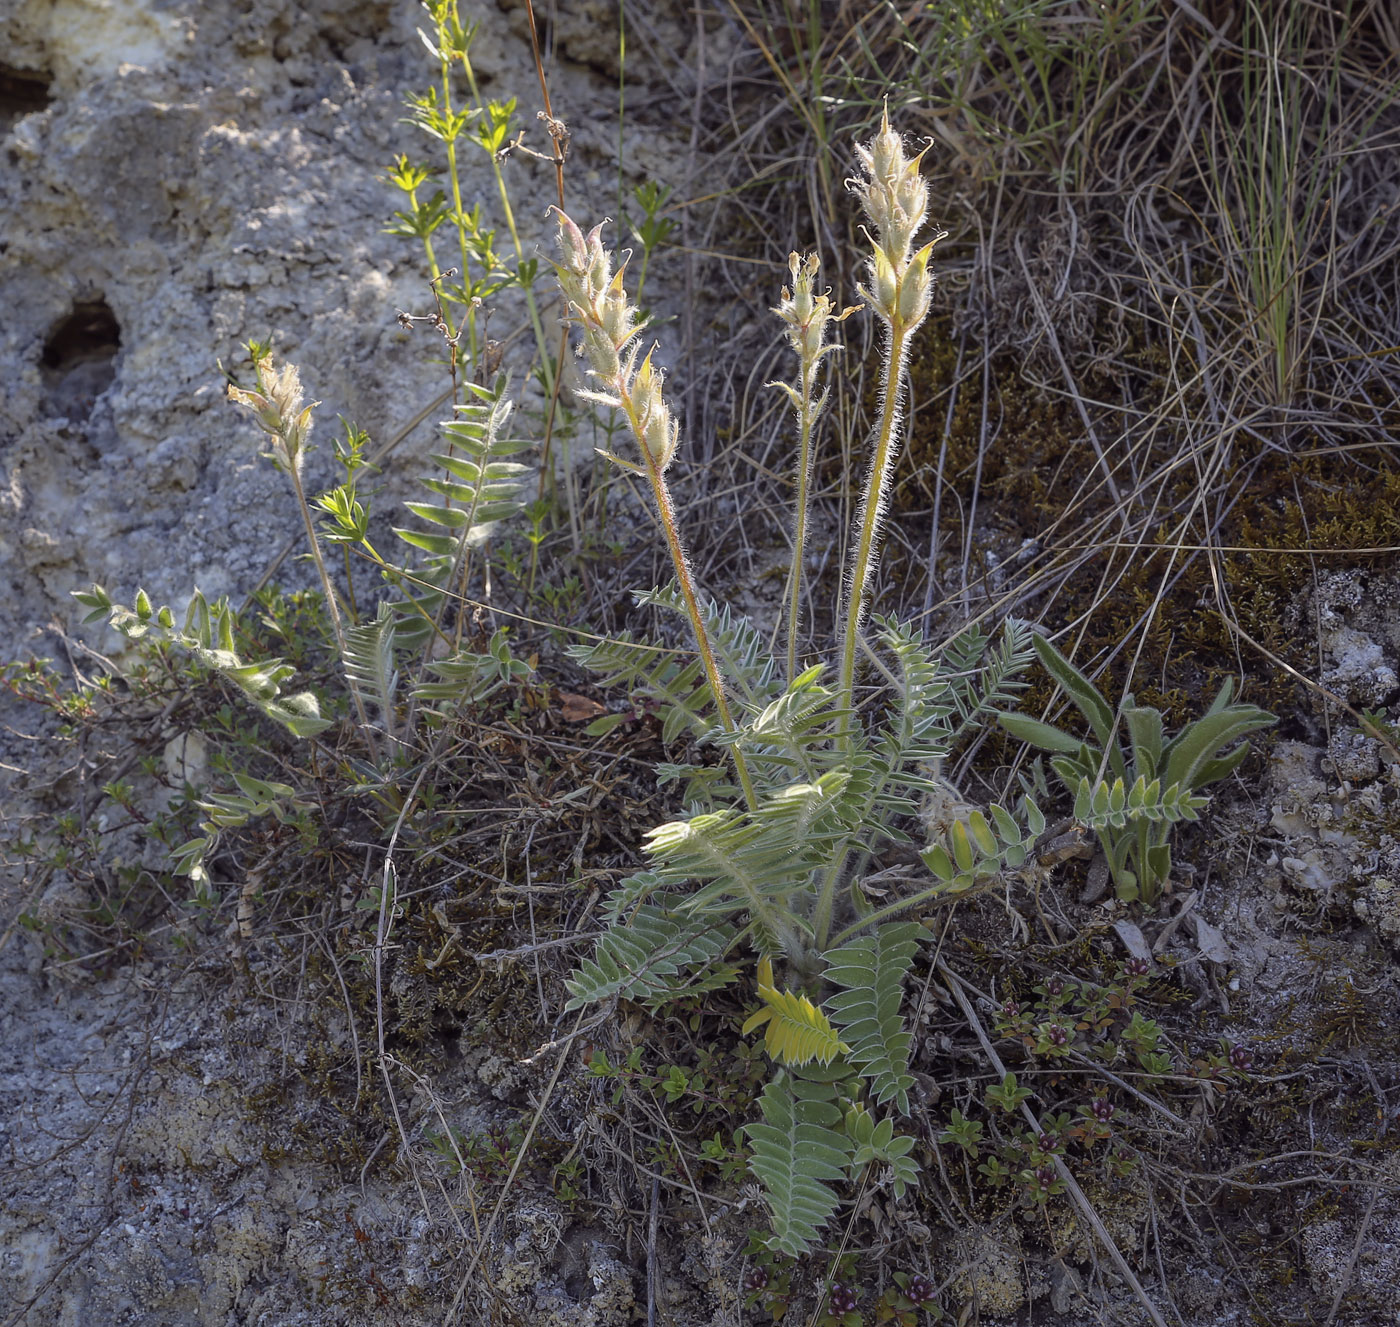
<box><xmin>552</xmin><ymin>215</ymin><xmax>688</xmax><ymax>478</ymax></box>
<box><xmin>852</xmin><ymin>111</ymin><xmax>939</xmax><ymax>329</ymax></box>
<box><xmin>228</xmin><ymin>356</ymin><xmax>316</xmax><ymax>472</ymax></box>
<box><xmin>642</xmin><ymin>406</ymin><xmax>677</xmax><ymax>471</ymax></box>
<box><xmin>895</xmin><ymin>163</ymin><xmax>929</xmax><ymax>236</ymax></box>
<box><xmin>598</xmin><ymin>276</ymin><xmax>633</xmax><ymax>347</ymax></box>
<box><xmin>552</xmin><ymin>206</ymin><xmax>588</xmax><ymax>277</ymax></box>
<box><xmin>283</xmin><ymin>402</ymin><xmax>316</xmax><ymax>460</ymax></box>
<box><xmin>897</xmin><ymin>244</ymin><xmax>935</xmax><ymax>324</ymax></box>
<box><xmin>585</xmin><ymin>223</ymin><xmax>610</xmax><ymax>295</ymax></box>
<box><xmin>227</xmin><ymin>383</ymin><xmax>281</xmax><ymax>436</ymax></box>
<box><xmin>632</xmin><ymin>347</ymin><xmax>661</xmax><ymax>419</ymax></box>
<box><xmin>862</xmin><ymin>107</ymin><xmax>902</xmax><ymax>186</ymax></box>
<box><xmin>867</xmin><ymin>246</ymin><xmax>898</xmax><ymax>319</ymax></box>
<box><xmin>582</xmin><ymin>324</ymin><xmax>620</xmax><ymax>382</ymax></box>
<box><xmin>789</xmin><ymin>251</ymin><xmax>818</xmax><ymax>322</ymax></box>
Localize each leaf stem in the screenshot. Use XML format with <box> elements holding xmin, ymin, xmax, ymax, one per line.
<box><xmin>285</xmin><ymin>460</ymin><xmax>376</xmax><ymax>752</ymax></box>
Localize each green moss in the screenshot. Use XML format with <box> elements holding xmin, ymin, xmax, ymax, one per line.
<box><xmin>883</xmin><ymin>312</ymin><xmax>1400</xmax><ymax>734</ymax></box>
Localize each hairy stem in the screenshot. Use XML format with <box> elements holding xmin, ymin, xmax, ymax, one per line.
<box><xmin>784</xmin><ymin>353</ymin><xmax>818</xmax><ymax>683</ymax></box>
<box><xmin>837</xmin><ymin>316</ymin><xmax>912</xmax><ymax>737</ymax></box>
<box><xmin>640</xmin><ymin>452</ymin><xmax>759</xmax><ymax>814</ymax></box>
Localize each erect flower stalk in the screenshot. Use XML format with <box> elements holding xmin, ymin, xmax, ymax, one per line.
<box><xmin>837</xmin><ymin>110</ymin><xmax>946</xmax><ymax>742</ymax></box>
<box><xmin>770</xmin><ymin>252</ymin><xmax>856</xmax><ymax>684</ymax></box>
<box><xmin>552</xmin><ymin>209</ymin><xmax>758</xmax><ymax>814</ymax></box>
<box><xmin>228</xmin><ymin>352</ymin><xmax>376</xmax><ymax>748</ymax></box>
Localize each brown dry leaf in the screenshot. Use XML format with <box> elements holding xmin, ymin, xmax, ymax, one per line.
<box><xmin>558</xmin><ymin>691</ymin><xmax>605</xmax><ymax>723</ymax></box>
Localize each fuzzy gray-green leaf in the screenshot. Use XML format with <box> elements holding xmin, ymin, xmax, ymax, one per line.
<box><xmin>823</xmin><ymin>922</ymin><xmax>921</xmax><ymax>1114</ymax></box>
<box><xmin>743</xmin><ymin>1073</ymin><xmax>851</xmax><ymax>1256</ymax></box>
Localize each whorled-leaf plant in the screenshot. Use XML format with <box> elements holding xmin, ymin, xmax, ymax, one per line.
<box><xmin>558</xmin><ymin>113</ymin><xmax>1042</xmax><ymax>1255</ymax></box>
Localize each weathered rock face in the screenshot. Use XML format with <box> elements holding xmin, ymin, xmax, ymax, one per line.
<box><xmin>5</xmin><ymin>0</ymin><xmax>402</xmax><ymax>636</ymax></box>
<box><xmin>0</xmin><ymin>0</ymin><xmax>702</xmax><ymax>658</ymax></box>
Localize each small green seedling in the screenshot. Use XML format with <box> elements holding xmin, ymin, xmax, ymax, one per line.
<box><xmin>998</xmin><ymin>634</ymin><xmax>1276</xmax><ymax>903</ymax></box>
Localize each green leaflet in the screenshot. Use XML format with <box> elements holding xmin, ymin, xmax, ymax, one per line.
<box><xmin>637</xmin><ymin>583</ymin><xmax>783</xmax><ymax>712</ymax></box>
<box><xmin>1070</xmin><ymin>774</ymin><xmax>1208</xmax><ymax>831</ymax></box>
<box><xmin>563</xmin><ymin>895</ymin><xmax>738</xmax><ymax>1009</ymax></box>
<box><xmin>867</xmin><ymin>617</ymin><xmax>955</xmax><ymax>813</ymax></box>
<box><xmin>941</xmin><ymin>616</ymin><xmax>1037</xmax><ymax>746</ymax></box>
<box><xmin>743</xmin><ymin>956</ymin><xmax>851</xmax><ymax>1067</ymax></box>
<box><xmin>843</xmin><ymin>1102</ymin><xmax>919</xmax><ymax>1199</ymax></box>
<box><xmin>341</xmin><ymin>602</ymin><xmax>399</xmax><ymax>739</ymax></box>
<box><xmin>170</xmin><ymin>772</ymin><xmax>316</xmax><ymax>891</ymax></box>
<box><xmin>567</xmin><ymin>632</ymin><xmax>714</xmax><ymax>745</ymax></box>
<box><xmin>568</xmin><ymin>584</ymin><xmax>785</xmax><ymax>748</ymax></box>
<box><xmin>390</xmin><ymin>376</ymin><xmax>530</xmax><ymax>650</ymax></box>
<box><xmin>996</xmin><ymin>632</ymin><xmax>1275</xmax><ymax>902</ymax></box>
<box><xmin>823</xmin><ymin>922</ymin><xmax>922</xmax><ymax>1114</ymax></box>
<box><xmin>648</xmin><ymin>773</ymin><xmax>855</xmax><ymax>949</ymax></box>
<box><xmin>743</xmin><ymin>1072</ymin><xmax>851</xmax><ymax>1257</ymax></box>
<box><xmin>1030</xmin><ymin>632</ymin><xmax>1118</xmax><ymax>760</ymax></box>
<box><xmin>919</xmin><ymin>798</ymin><xmax>1038</xmax><ymax>895</ymax></box>
<box><xmin>73</xmin><ymin>585</ymin><xmax>332</xmax><ymax>739</ymax></box>
<box><xmin>411</xmin><ymin>628</ymin><xmax>533</xmax><ymax>717</ymax></box>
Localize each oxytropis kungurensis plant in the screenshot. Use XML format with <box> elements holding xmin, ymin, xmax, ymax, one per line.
<box><xmin>557</xmin><ymin>114</ymin><xmax>1047</xmax><ymax>1256</ymax></box>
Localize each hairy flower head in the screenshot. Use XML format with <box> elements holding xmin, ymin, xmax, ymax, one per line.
<box><xmin>852</xmin><ymin>107</ymin><xmax>930</xmax><ymax>263</ymax></box>
<box><xmin>553</xmin><ymin>210</ymin><xmax>680</xmax><ymax>474</ymax></box>
<box><xmin>552</xmin><ymin>208</ymin><xmax>646</xmax><ymax>385</ymax></box>
<box><xmin>227</xmin><ymin>355</ymin><xmax>317</xmax><ymax>471</ymax></box>
<box><xmin>772</xmin><ymin>252</ymin><xmax>857</xmax><ymax>369</ymax></box>
<box><xmin>850</xmin><ymin>109</ymin><xmax>945</xmax><ymax>327</ymax></box>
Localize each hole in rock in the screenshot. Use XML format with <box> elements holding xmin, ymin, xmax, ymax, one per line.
<box><xmin>0</xmin><ymin>63</ymin><xmax>52</xmax><ymax>133</ymax></box>
<box><xmin>41</xmin><ymin>298</ymin><xmax>121</xmax><ymax>422</ymax></box>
